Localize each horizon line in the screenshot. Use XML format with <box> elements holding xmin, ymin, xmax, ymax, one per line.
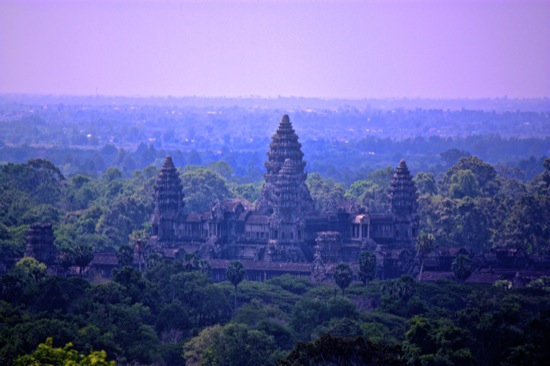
<box><xmin>2</xmin><ymin>93</ymin><xmax>549</xmax><ymax>102</ymax></box>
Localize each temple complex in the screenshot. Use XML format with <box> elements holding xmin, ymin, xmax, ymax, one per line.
<box><xmin>150</xmin><ymin>115</ymin><xmax>420</xmax><ymax>278</ymax></box>
<box><xmin>7</xmin><ymin>114</ymin><xmax>548</xmax><ymax>286</ymax></box>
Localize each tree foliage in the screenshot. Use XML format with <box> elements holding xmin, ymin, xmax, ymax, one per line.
<box><xmin>279</xmin><ymin>333</ymin><xmax>404</xmax><ymax>366</ymax></box>
<box><xmin>15</xmin><ymin>337</ymin><xmax>115</xmax><ymax>366</ymax></box>
<box><xmin>227</xmin><ymin>261</ymin><xmax>246</xmax><ymax>312</ymax></box>
<box><xmin>416</xmin><ymin>233</ymin><xmax>435</xmax><ymax>281</ymax></box>
<box><xmin>72</xmin><ymin>244</ymin><xmax>94</xmax><ymax>277</ymax></box>
<box><xmin>306</xmin><ymin>173</ymin><xmax>346</xmax><ymax>213</ymax></box>
<box><xmin>358</xmin><ymin>251</ymin><xmax>377</xmax><ymax>287</ymax></box>
<box><xmin>0</xmin><ymin>135</ymin><xmax>549</xmax><ymax>366</ymax></box>
<box><xmin>181</xmin><ymin>167</ymin><xmax>233</xmax><ymax>213</ymax></box>
<box><xmin>452</xmin><ymin>254</ymin><xmax>473</xmax><ymax>282</ymax></box>
<box><xmin>334</xmin><ymin>263</ymin><xmax>353</xmax><ymax>296</ymax></box>
<box><xmin>184</xmin><ymin>323</ymin><xmax>278</xmax><ymax>366</ymax></box>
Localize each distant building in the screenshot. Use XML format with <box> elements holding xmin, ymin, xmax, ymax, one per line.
<box><xmin>150</xmin><ymin>115</ymin><xmax>419</xmax><ymax>279</ymax></box>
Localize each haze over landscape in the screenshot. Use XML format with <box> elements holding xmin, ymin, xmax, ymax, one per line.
<box><xmin>1</xmin><ymin>1</ymin><xmax>550</xmax><ymax>366</ymax></box>
<box><xmin>1</xmin><ymin>0</ymin><xmax>549</xmax><ymax>99</ymax></box>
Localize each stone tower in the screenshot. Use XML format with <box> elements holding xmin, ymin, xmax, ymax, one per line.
<box><xmin>256</xmin><ymin>114</ymin><xmax>314</xmax><ymax>216</ymax></box>
<box><xmin>256</xmin><ymin>115</ymin><xmax>314</xmax><ymax>262</ymax></box>
<box><xmin>25</xmin><ymin>223</ymin><xmax>56</xmax><ymax>265</ymax></box>
<box><xmin>388</xmin><ymin>160</ymin><xmax>419</xmax><ymax>248</ymax></box>
<box><xmin>152</xmin><ymin>156</ymin><xmax>184</xmax><ymax>242</ymax></box>
<box><xmin>269</xmin><ymin>158</ymin><xmax>307</xmax><ymax>243</ymax></box>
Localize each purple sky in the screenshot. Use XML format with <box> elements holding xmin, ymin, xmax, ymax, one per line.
<box><xmin>1</xmin><ymin>0</ymin><xmax>549</xmax><ymax>99</ymax></box>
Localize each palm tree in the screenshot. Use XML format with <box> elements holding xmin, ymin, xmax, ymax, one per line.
<box><xmin>226</xmin><ymin>261</ymin><xmax>246</xmax><ymax>312</ymax></box>
<box><xmin>396</xmin><ymin>275</ymin><xmax>415</xmax><ymax>300</ymax></box>
<box><xmin>416</xmin><ymin>233</ymin><xmax>435</xmax><ymax>281</ymax></box>
<box><xmin>57</xmin><ymin>248</ymin><xmax>74</xmax><ymax>277</ymax></box>
<box><xmin>72</xmin><ymin>244</ymin><xmax>94</xmax><ymax>278</ymax></box>
<box><xmin>358</xmin><ymin>251</ymin><xmax>376</xmax><ymax>288</ymax></box>
<box><xmin>130</xmin><ymin>230</ymin><xmax>150</xmax><ymax>272</ymax></box>
<box><xmin>334</xmin><ymin>263</ymin><xmax>353</xmax><ymax>297</ymax></box>
<box><xmin>452</xmin><ymin>254</ymin><xmax>472</xmax><ymax>282</ymax></box>
<box><xmin>380</xmin><ymin>276</ymin><xmax>416</xmax><ymax>301</ymax></box>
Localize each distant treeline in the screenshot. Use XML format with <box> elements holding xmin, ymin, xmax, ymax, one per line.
<box><xmin>0</xmin><ymin>96</ymin><xmax>548</xmax><ymax>185</ymax></box>
<box><xmin>0</xmin><ymin>136</ymin><xmax>547</xmax><ymax>186</ymax></box>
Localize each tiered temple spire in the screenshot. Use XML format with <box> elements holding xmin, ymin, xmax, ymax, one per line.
<box><xmin>256</xmin><ymin>114</ymin><xmax>313</xmax><ymax>216</ymax></box>
<box><xmin>387</xmin><ymin>160</ymin><xmax>419</xmax><ymax>247</ymax></box>
<box><xmin>388</xmin><ymin>160</ymin><xmax>418</xmax><ymax>218</ymax></box>
<box><xmin>152</xmin><ymin>156</ymin><xmax>184</xmax><ymax>241</ymax></box>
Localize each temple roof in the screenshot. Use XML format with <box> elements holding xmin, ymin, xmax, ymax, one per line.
<box><xmin>246</xmin><ymin>214</ymin><xmax>270</xmax><ymax>225</ymax></box>
<box><xmin>388</xmin><ymin>159</ymin><xmax>418</xmax><ymax>217</ymax></box>
<box><xmin>257</xmin><ymin>114</ymin><xmax>313</xmax><ymax>215</ymax></box>
<box><xmin>155</xmin><ymin>156</ymin><xmax>184</xmax><ymax>212</ymax></box>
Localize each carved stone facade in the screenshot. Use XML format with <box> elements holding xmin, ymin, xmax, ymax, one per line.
<box><xmin>150</xmin><ymin>115</ymin><xmax>420</xmax><ymax>277</ymax></box>
<box><xmin>315</xmin><ymin>231</ymin><xmax>342</xmax><ymax>264</ymax></box>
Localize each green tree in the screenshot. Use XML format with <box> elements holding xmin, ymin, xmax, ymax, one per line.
<box><xmin>526</xmin><ymin>276</ymin><xmax>550</xmax><ymax>290</ymax></box>
<box><xmin>181</xmin><ymin>252</ymin><xmax>211</xmax><ymax>274</ymax></box>
<box><xmin>72</xmin><ymin>244</ymin><xmax>94</xmax><ymax>278</ymax></box>
<box><xmin>414</xmin><ymin>172</ymin><xmax>438</xmax><ymax>196</ymax></box>
<box><xmin>380</xmin><ymin>276</ymin><xmax>417</xmax><ymax>304</ymax></box>
<box><xmin>334</xmin><ymin>263</ymin><xmax>353</xmax><ymax>297</ymax></box>
<box><xmin>0</xmin><ymin>159</ymin><xmax>65</xmax><ymax>205</ymax></box>
<box><xmin>57</xmin><ymin>248</ymin><xmax>74</xmax><ymax>277</ymax></box>
<box><xmin>15</xmin><ymin>337</ymin><xmax>115</xmax><ymax>366</ymax></box>
<box><xmin>227</xmin><ymin>261</ymin><xmax>246</xmax><ymax>312</ymax></box>
<box><xmin>64</xmin><ymin>174</ymin><xmax>100</xmax><ymax>211</ymax></box>
<box><xmin>96</xmin><ymin>189</ymin><xmax>152</xmax><ymax>247</ymax></box>
<box><xmin>232</xmin><ymin>183</ymin><xmax>261</xmax><ymax>203</ymax></box>
<box><xmin>314</xmin><ymin>317</ymin><xmax>364</xmax><ymax>339</ymax></box>
<box><xmin>416</xmin><ymin>195</ymin><xmax>458</xmax><ymax>248</ymax></box>
<box><xmin>116</xmin><ymin>244</ymin><xmax>134</xmax><ymax>268</ymax></box>
<box><xmin>184</xmin><ymin>325</ymin><xmax>222</xmax><ymax>366</ymax></box>
<box><xmin>403</xmin><ymin>317</ymin><xmax>473</xmax><ymax>366</ymax></box>
<box><xmin>345</xmin><ymin>167</ymin><xmax>393</xmax><ymax>213</ymax></box>
<box><xmin>306</xmin><ymin>173</ymin><xmax>346</xmax><ymax>213</ymax></box>
<box><xmin>454</xmin><ymin>197</ymin><xmax>491</xmax><ymax>253</ymax></box>
<box><xmin>208</xmin><ymin>160</ymin><xmax>234</xmax><ymax>181</ymax></box>
<box><xmin>15</xmin><ymin>256</ymin><xmax>47</xmax><ymax>282</ymax></box>
<box><xmin>358</xmin><ymin>251</ymin><xmax>377</xmax><ymax>288</ymax></box>
<box><xmin>101</xmin><ymin>167</ymin><xmax>123</xmax><ymax>183</ymax></box>
<box><xmin>498</xmin><ymin>194</ymin><xmax>550</xmax><ymax>255</ymax></box>
<box><xmin>449</xmin><ymin>169</ymin><xmax>480</xmax><ymax>198</ymax></box>
<box><xmin>416</xmin><ymin>233</ymin><xmax>435</xmax><ymax>281</ymax></box>
<box><xmin>452</xmin><ymin>254</ymin><xmax>472</xmax><ymax>282</ymax></box>
<box><xmin>112</xmin><ymin>266</ymin><xmax>158</xmax><ymax>309</ymax></box>
<box><xmin>130</xmin><ymin>229</ymin><xmax>151</xmax><ymax>272</ymax></box>
<box><xmin>21</xmin><ymin>204</ymin><xmax>60</xmax><ymax>226</ymax></box>
<box><xmin>441</xmin><ymin>156</ymin><xmax>499</xmax><ymax>197</ymax></box>
<box><xmin>279</xmin><ymin>333</ymin><xmax>404</xmax><ymax>366</ymax></box>
<box><xmin>184</xmin><ymin>323</ymin><xmax>276</xmax><ymax>366</ymax></box>
<box><xmin>181</xmin><ymin>167</ymin><xmax>233</xmax><ymax>213</ymax></box>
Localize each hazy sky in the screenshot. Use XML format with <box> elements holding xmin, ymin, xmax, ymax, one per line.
<box><xmin>1</xmin><ymin>0</ymin><xmax>549</xmax><ymax>99</ymax></box>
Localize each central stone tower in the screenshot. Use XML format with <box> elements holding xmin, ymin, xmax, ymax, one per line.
<box><xmin>152</xmin><ymin>156</ymin><xmax>184</xmax><ymax>242</ymax></box>
<box><xmin>256</xmin><ymin>114</ymin><xmax>314</xmax><ymax>216</ymax></box>
<box><xmin>388</xmin><ymin>160</ymin><xmax>419</xmax><ymax>249</ymax></box>
<box><xmin>256</xmin><ymin>115</ymin><xmax>314</xmax><ymax>261</ymax></box>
